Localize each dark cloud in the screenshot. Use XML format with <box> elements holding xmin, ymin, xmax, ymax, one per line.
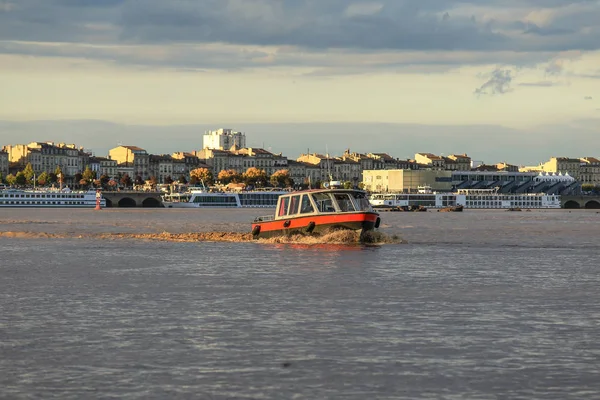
<box><xmin>0</xmin><ymin>0</ymin><xmax>599</xmax><ymax>51</ymax></box>
<box><xmin>0</xmin><ymin>0</ymin><xmax>599</xmax><ymax>73</ymax></box>
<box><xmin>474</xmin><ymin>68</ymin><xmax>513</xmax><ymax>96</ymax></box>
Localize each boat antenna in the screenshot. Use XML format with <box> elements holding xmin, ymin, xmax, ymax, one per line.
<box><xmin>326</xmin><ymin>145</ymin><xmax>333</xmax><ymax>184</ymax></box>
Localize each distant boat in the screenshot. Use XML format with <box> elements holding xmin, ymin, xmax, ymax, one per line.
<box><xmin>162</xmin><ymin>188</ymin><xmax>288</xmax><ymax>208</ymax></box>
<box><xmin>0</xmin><ymin>188</ymin><xmax>105</xmax><ymax>208</ymax></box>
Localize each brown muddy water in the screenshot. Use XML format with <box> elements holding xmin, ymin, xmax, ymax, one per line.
<box><xmin>1</xmin><ymin>208</ymin><xmax>599</xmax><ymax>399</ymax></box>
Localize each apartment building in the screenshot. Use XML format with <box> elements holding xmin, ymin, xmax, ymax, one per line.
<box><xmin>109</xmin><ymin>145</ymin><xmax>150</xmax><ymax>180</ymax></box>
<box><xmin>0</xmin><ymin>151</ymin><xmax>8</xmax><ymax>178</ymax></box>
<box><xmin>202</xmin><ymin>128</ymin><xmax>246</xmax><ymax>150</ymax></box>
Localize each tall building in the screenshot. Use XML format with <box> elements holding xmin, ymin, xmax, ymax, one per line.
<box><xmin>0</xmin><ymin>150</ymin><xmax>8</xmax><ymax>178</ymax></box>
<box><xmin>203</xmin><ymin>128</ymin><xmax>246</xmax><ymax>150</ymax></box>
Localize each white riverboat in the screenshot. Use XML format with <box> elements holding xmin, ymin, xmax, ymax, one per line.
<box><xmin>370</xmin><ymin>188</ymin><xmax>561</xmax><ymax>209</ymax></box>
<box><xmin>0</xmin><ymin>188</ymin><xmax>106</xmax><ymax>208</ymax></box>
<box><xmin>162</xmin><ymin>188</ymin><xmax>289</xmax><ymax>208</ymax></box>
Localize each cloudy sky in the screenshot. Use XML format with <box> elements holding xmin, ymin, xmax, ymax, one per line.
<box><xmin>1</xmin><ymin>0</ymin><xmax>599</xmax><ymax>163</ymax></box>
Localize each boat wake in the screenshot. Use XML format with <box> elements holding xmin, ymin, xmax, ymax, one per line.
<box><xmin>0</xmin><ymin>229</ymin><xmax>402</xmax><ymax>245</ymax></box>
<box><xmin>256</xmin><ymin>229</ymin><xmax>402</xmax><ymax>245</ymax></box>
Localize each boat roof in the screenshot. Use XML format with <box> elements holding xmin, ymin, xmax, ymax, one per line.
<box><xmin>280</xmin><ymin>188</ymin><xmax>367</xmax><ymax>196</ymax></box>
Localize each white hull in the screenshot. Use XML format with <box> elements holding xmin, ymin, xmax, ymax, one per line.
<box><xmin>0</xmin><ymin>189</ymin><xmax>105</xmax><ymax>208</ymax></box>
<box><xmin>370</xmin><ymin>190</ymin><xmax>561</xmax><ymax>209</ymax></box>
<box><xmin>162</xmin><ymin>190</ymin><xmax>288</xmax><ymax>208</ymax></box>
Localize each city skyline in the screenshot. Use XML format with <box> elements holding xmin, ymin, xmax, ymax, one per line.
<box><xmin>1</xmin><ymin>0</ymin><xmax>599</xmax><ymax>161</ymax></box>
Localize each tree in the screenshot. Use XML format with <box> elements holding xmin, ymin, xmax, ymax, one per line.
<box><xmin>15</xmin><ymin>171</ymin><xmax>26</xmax><ymax>186</ymax></box>
<box><xmin>74</xmin><ymin>172</ymin><xmax>83</xmax><ymax>185</ymax></box>
<box><xmin>120</xmin><ymin>173</ymin><xmax>132</xmax><ymax>188</ymax></box>
<box><xmin>164</xmin><ymin>175</ymin><xmax>174</xmax><ymax>184</ymax></box>
<box><xmin>54</xmin><ymin>166</ymin><xmax>63</xmax><ymax>185</ymax></box>
<box><xmin>243</xmin><ymin>167</ymin><xmax>267</xmax><ymax>187</ymax></box>
<box><xmin>99</xmin><ymin>174</ymin><xmax>110</xmax><ymax>188</ymax></box>
<box><xmin>48</xmin><ymin>172</ymin><xmax>58</xmax><ymax>184</ymax></box>
<box><xmin>190</xmin><ymin>168</ymin><xmax>213</xmax><ymax>185</ymax></box>
<box><xmin>149</xmin><ymin>176</ymin><xmax>158</xmax><ymax>188</ymax></box>
<box><xmin>217</xmin><ymin>169</ymin><xmax>241</xmax><ymax>185</ymax></box>
<box><xmin>79</xmin><ymin>178</ymin><xmax>89</xmax><ymax>188</ymax></box>
<box><xmin>37</xmin><ymin>172</ymin><xmax>49</xmax><ymax>186</ymax></box>
<box><xmin>343</xmin><ymin>181</ymin><xmax>353</xmax><ymax>189</ymax></box>
<box><xmin>135</xmin><ymin>175</ymin><xmax>144</xmax><ymax>185</ymax></box>
<box><xmin>0</xmin><ymin>172</ymin><xmax>3</xmax><ymax>184</ymax></box>
<box><xmin>108</xmin><ymin>179</ymin><xmax>118</xmax><ymax>189</ymax></box>
<box><xmin>82</xmin><ymin>167</ymin><xmax>96</xmax><ymax>183</ymax></box>
<box><xmin>178</xmin><ymin>175</ymin><xmax>188</xmax><ymax>184</ymax></box>
<box><xmin>23</xmin><ymin>163</ymin><xmax>35</xmax><ymax>183</ymax></box>
<box><xmin>270</xmin><ymin>169</ymin><xmax>293</xmax><ymax>188</ymax></box>
<box><xmin>6</xmin><ymin>174</ymin><xmax>16</xmax><ymax>186</ymax></box>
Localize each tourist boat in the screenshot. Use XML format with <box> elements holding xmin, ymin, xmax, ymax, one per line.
<box><xmin>0</xmin><ymin>188</ymin><xmax>106</xmax><ymax>208</ymax></box>
<box><xmin>162</xmin><ymin>188</ymin><xmax>289</xmax><ymax>208</ymax></box>
<box><xmin>251</xmin><ymin>186</ymin><xmax>381</xmax><ymax>239</ymax></box>
<box><xmin>369</xmin><ymin>188</ymin><xmax>561</xmax><ymax>209</ymax></box>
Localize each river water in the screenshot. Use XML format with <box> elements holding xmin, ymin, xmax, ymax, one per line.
<box><xmin>1</xmin><ymin>208</ymin><xmax>599</xmax><ymax>399</ymax></box>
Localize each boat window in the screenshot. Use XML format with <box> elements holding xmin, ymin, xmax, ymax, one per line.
<box><xmin>289</xmin><ymin>195</ymin><xmax>301</xmax><ymax>215</ymax></box>
<box><xmin>351</xmin><ymin>191</ymin><xmax>373</xmax><ymax>212</ymax></box>
<box><xmin>278</xmin><ymin>196</ymin><xmax>290</xmax><ymax>217</ymax></box>
<box><xmin>300</xmin><ymin>195</ymin><xmax>314</xmax><ymax>214</ymax></box>
<box><xmin>333</xmin><ymin>193</ymin><xmax>356</xmax><ymax>212</ymax></box>
<box><xmin>312</xmin><ymin>193</ymin><xmax>335</xmax><ymax>212</ymax></box>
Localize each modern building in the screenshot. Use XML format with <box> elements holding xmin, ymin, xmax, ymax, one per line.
<box><xmin>362</xmin><ymin>169</ymin><xmax>453</xmax><ymax>193</ymax></box>
<box><xmin>203</xmin><ymin>128</ymin><xmax>246</xmax><ymax>150</ymax></box>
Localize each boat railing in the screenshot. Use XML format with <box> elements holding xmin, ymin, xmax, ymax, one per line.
<box><xmin>253</xmin><ymin>215</ymin><xmax>275</xmax><ymax>223</ymax></box>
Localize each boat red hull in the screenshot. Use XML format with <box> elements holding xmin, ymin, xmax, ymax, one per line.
<box><xmin>251</xmin><ymin>212</ymin><xmax>380</xmax><ymax>239</ymax></box>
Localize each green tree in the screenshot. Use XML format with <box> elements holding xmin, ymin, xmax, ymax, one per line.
<box><xmin>243</xmin><ymin>167</ymin><xmax>267</xmax><ymax>187</ymax></box>
<box><xmin>343</xmin><ymin>181</ymin><xmax>353</xmax><ymax>189</ymax></box>
<box><xmin>15</xmin><ymin>171</ymin><xmax>27</xmax><ymax>186</ymax></box>
<box><xmin>217</xmin><ymin>169</ymin><xmax>241</xmax><ymax>185</ymax></box>
<box><xmin>54</xmin><ymin>166</ymin><xmax>63</xmax><ymax>184</ymax></box>
<box><xmin>82</xmin><ymin>167</ymin><xmax>96</xmax><ymax>183</ymax></box>
<box><xmin>23</xmin><ymin>163</ymin><xmax>35</xmax><ymax>183</ymax></box>
<box><xmin>37</xmin><ymin>171</ymin><xmax>49</xmax><ymax>186</ymax></box>
<box><xmin>190</xmin><ymin>168</ymin><xmax>213</xmax><ymax>185</ymax></box>
<box><xmin>6</xmin><ymin>174</ymin><xmax>16</xmax><ymax>186</ymax></box>
<box><xmin>0</xmin><ymin>172</ymin><xmax>3</xmax><ymax>184</ymax></box>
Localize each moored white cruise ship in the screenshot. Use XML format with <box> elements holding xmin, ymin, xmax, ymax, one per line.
<box><xmin>0</xmin><ymin>188</ymin><xmax>106</xmax><ymax>208</ymax></box>
<box><xmin>369</xmin><ymin>187</ymin><xmax>561</xmax><ymax>209</ymax></box>
<box><xmin>162</xmin><ymin>188</ymin><xmax>289</xmax><ymax>208</ymax></box>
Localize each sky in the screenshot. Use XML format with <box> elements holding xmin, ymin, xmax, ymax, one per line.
<box><xmin>0</xmin><ymin>0</ymin><xmax>599</xmax><ymax>164</ymax></box>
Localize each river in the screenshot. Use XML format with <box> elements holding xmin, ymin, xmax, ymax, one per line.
<box><xmin>1</xmin><ymin>208</ymin><xmax>599</xmax><ymax>399</ymax></box>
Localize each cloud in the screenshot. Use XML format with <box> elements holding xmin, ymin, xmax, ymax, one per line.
<box><xmin>518</xmin><ymin>81</ymin><xmax>560</xmax><ymax>87</ymax></box>
<box><xmin>474</xmin><ymin>68</ymin><xmax>513</xmax><ymax>96</ymax></box>
<box><xmin>1</xmin><ymin>0</ymin><xmax>600</xmax><ymax>74</ymax></box>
